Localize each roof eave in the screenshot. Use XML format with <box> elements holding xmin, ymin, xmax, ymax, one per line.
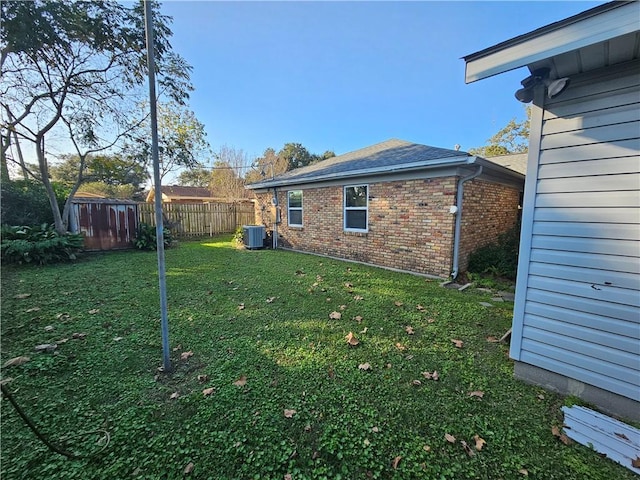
<box><xmin>245</xmin><ymin>155</ymin><xmax>474</xmax><ymax>190</ymax></box>
<box><xmin>463</xmin><ymin>1</ymin><xmax>637</xmax><ymax>83</ymax></box>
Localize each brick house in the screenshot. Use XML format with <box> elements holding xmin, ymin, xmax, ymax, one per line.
<box><xmin>246</xmin><ymin>139</ymin><xmax>524</xmax><ymax>278</ymax></box>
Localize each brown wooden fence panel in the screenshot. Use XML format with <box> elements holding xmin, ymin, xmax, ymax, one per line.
<box><xmin>137</xmin><ymin>201</ymin><xmax>256</xmax><ymax>238</ymax></box>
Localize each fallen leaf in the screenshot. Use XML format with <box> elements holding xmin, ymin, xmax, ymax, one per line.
<box><xmin>358</xmin><ymin>362</ymin><xmax>371</xmax><ymax>371</ymax></box>
<box><xmin>326</xmin><ymin>297</ymin><xmax>331</xmax><ymax>302</ymax></box>
<box><xmin>412</xmin><ymin>380</ymin><xmax>422</xmax><ymax>386</ymax></box>
<box><xmin>416</xmin><ymin>304</ymin><xmax>426</xmax><ymax>311</ymax></box>
<box><xmin>88</xmin><ymin>309</ymin><xmax>99</xmax><ymax>314</ymax></box>
<box><xmin>405</xmin><ymin>326</ymin><xmax>415</xmax><ymax>335</ymax></box>
<box><xmin>181</xmin><ymin>351</ymin><xmax>194</xmax><ymax>360</ymax></box>
<box><xmin>26</xmin><ymin>307</ymin><xmax>40</xmax><ymax>313</ymax></box>
<box><xmin>316</xmin><ymin>275</ymin><xmax>323</xmax><ymax>282</ymax></box>
<box><xmin>304</xmin><ymin>424</ymin><xmax>312</xmax><ymax>432</ymax></box>
<box><xmin>184</xmin><ymin>462</ymin><xmax>194</xmax><ymax>474</ymax></box>
<box><xmin>615</xmin><ymin>432</ymin><xmax>630</xmax><ymax>441</ymax></box>
<box><xmin>56</xmin><ymin>338</ymin><xmax>69</xmax><ymax>344</ymax></box>
<box><xmin>632</xmin><ymin>457</ymin><xmax>640</xmax><ymax>468</ymax></box>
<box><xmin>284</xmin><ymin>474</ymin><xmax>293</xmax><ymax>480</ymax></box>
<box><xmin>44</xmin><ymin>325</ymin><xmax>54</xmax><ymax>332</ymax></box>
<box><xmin>14</xmin><ymin>293</ymin><xmax>31</xmax><ymax>299</ymax></box>
<box><xmin>451</xmin><ymin>339</ymin><xmax>464</xmax><ymax>348</ymax></box>
<box><xmin>468</xmin><ymin>391</ymin><xmax>484</xmax><ymax>398</ymax></box>
<box><xmin>113</xmin><ymin>336</ymin><xmax>123</xmax><ymax>341</ymax></box>
<box><xmin>197</xmin><ymin>374</ymin><xmax>209</xmax><ymax>383</ymax></box>
<box><xmin>423</xmin><ymin>445</ymin><xmax>431</xmax><ymax>452</ymax></box>
<box><xmin>392</xmin><ymin>456</ymin><xmax>402</xmax><ymax>469</ymax></box>
<box><xmin>473</xmin><ymin>434</ymin><xmax>486</xmax><ymax>451</ymax></box>
<box><xmin>427</xmin><ymin>318</ymin><xmax>436</xmax><ymax>324</ymax></box>
<box><xmin>202</xmin><ymin>387</ymin><xmax>215</xmax><ymax>396</ymax></box>
<box><xmin>537</xmin><ymin>394</ymin><xmax>545</xmax><ymax>400</ymax></box>
<box><xmin>238</xmin><ymin>303</ymin><xmax>245</xmax><ymax>310</ymax></box>
<box><xmin>445</xmin><ymin>433</ymin><xmax>456</xmax><ymax>443</ymax></box>
<box><xmin>2</xmin><ymin>356</ymin><xmax>30</xmax><ymax>367</ymax></box>
<box><xmin>328</xmin><ymin>366</ymin><xmax>335</xmax><ymax>378</ymax></box>
<box><xmin>284</xmin><ymin>409</ymin><xmax>296</xmax><ymax>418</ymax></box>
<box><xmin>170</xmin><ymin>392</ymin><xmax>179</xmax><ymax>400</ymax></box>
<box><xmin>386</xmin><ymin>363</ymin><xmax>392</xmax><ymax>369</ymax></box>
<box><xmin>363</xmin><ymin>438</ymin><xmax>371</xmax><ymax>446</ymax></box>
<box><xmin>266</xmin><ymin>297</ymin><xmax>276</xmax><ymax>303</ymax></box>
<box><xmin>395</xmin><ymin>343</ymin><xmax>406</xmax><ymax>351</ymax></box>
<box><xmin>360</xmin><ymin>327</ymin><xmax>368</xmax><ymax>334</ymax></box>
<box><xmin>34</xmin><ymin>343</ymin><xmax>57</xmax><ymax>352</ymax></box>
<box><xmin>72</xmin><ymin>332</ymin><xmax>87</xmax><ymax>339</ymax></box>
<box><xmin>354</xmin><ymin>295</ymin><xmax>363</xmax><ymax>301</ymax></box>
<box><xmin>295</xmin><ymin>269</ymin><xmax>305</xmax><ymax>276</ymax></box>
<box><xmin>312</xmin><ymin>282</ymin><xmax>319</xmax><ymax>287</ymax></box>
<box><xmin>394</xmin><ymin>301</ymin><xmax>403</xmax><ymax>307</ymax></box>
<box><xmin>339</xmin><ymin>305</ymin><xmax>347</xmax><ymax>311</ymax></box>
<box><xmin>233</xmin><ymin>375</ymin><xmax>247</xmax><ymax>387</ymax></box>
<box><xmin>519</xmin><ymin>469</ymin><xmax>528</xmax><ymax>476</ymax></box>
<box><xmin>421</xmin><ymin>371</ymin><xmax>439</xmax><ymax>381</ymax></box>
<box><xmin>371</xmin><ymin>426</ymin><xmax>380</xmax><ymax>433</ymax></box>
<box><xmin>345</xmin><ymin>332</ymin><xmax>359</xmax><ymax>346</ymax></box>
<box><xmin>344</xmin><ymin>282</ymin><xmax>353</xmax><ymax>288</ymax></box>
<box><xmin>461</xmin><ymin>440</ymin><xmax>475</xmax><ymax>457</ymax></box>
<box><xmin>329</xmin><ymin>311</ymin><xmax>342</xmax><ymax>320</ymax></box>
<box><xmin>551</xmin><ymin>425</ymin><xmax>571</xmax><ymax>445</ymax></box>
<box><xmin>354</xmin><ymin>315</ymin><xmax>363</xmax><ymax>323</ymax></box>
<box><xmin>56</xmin><ymin>313</ymin><xmax>70</xmax><ymax>320</ymax></box>
<box><xmin>486</xmin><ymin>336</ymin><xmax>499</xmax><ymax>343</ymax></box>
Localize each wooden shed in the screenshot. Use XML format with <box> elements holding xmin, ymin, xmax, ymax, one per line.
<box><xmin>464</xmin><ymin>1</ymin><xmax>639</xmax><ymax>421</ymax></box>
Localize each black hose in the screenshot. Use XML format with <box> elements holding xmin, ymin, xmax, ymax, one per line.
<box><xmin>1</xmin><ymin>382</ymin><xmax>109</xmax><ymax>459</ymax></box>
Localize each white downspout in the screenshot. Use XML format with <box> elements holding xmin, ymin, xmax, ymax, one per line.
<box><xmin>451</xmin><ymin>164</ymin><xmax>483</xmax><ymax>279</ymax></box>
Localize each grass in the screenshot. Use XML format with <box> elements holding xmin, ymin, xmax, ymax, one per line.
<box><xmin>1</xmin><ymin>237</ymin><xmax>635</xmax><ymax>480</ymax></box>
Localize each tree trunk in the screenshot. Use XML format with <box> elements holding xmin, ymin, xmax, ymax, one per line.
<box><xmin>1</xmin><ymin>133</ymin><xmax>11</xmax><ymax>182</ymax></box>
<box><xmin>36</xmin><ymin>136</ymin><xmax>66</xmax><ymax>234</ymax></box>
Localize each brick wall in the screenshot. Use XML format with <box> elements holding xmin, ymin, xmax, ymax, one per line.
<box><xmin>458</xmin><ymin>179</ymin><xmax>521</xmax><ymax>272</ymax></box>
<box><xmin>253</xmin><ymin>177</ymin><xmax>521</xmax><ymax>277</ymax></box>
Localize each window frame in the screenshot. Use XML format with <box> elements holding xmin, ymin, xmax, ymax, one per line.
<box><xmin>343</xmin><ymin>184</ymin><xmax>369</xmax><ymax>233</ymax></box>
<box><xmin>287</xmin><ymin>190</ymin><xmax>303</xmax><ymax>227</ymax></box>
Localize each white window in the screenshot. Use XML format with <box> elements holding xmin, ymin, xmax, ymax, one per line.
<box><xmin>288</xmin><ymin>190</ymin><xmax>303</xmax><ymax>226</ymax></box>
<box><xmin>344</xmin><ymin>185</ymin><xmax>368</xmax><ymax>232</ymax></box>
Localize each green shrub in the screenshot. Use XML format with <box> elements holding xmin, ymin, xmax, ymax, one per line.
<box><xmin>468</xmin><ymin>223</ymin><xmax>521</xmax><ymax>280</ymax></box>
<box><xmin>133</xmin><ymin>223</ymin><xmax>173</xmax><ymax>250</ymax></box>
<box><xmin>232</xmin><ymin>226</ymin><xmax>244</xmax><ymax>245</ymax></box>
<box><xmin>1</xmin><ymin>179</ymin><xmax>68</xmax><ymax>226</ymax></box>
<box><xmin>1</xmin><ymin>224</ymin><xmax>84</xmax><ymax>265</ymax></box>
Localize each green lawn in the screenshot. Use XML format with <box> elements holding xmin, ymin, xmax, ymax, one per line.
<box><xmin>1</xmin><ymin>237</ymin><xmax>634</xmax><ymax>479</ymax></box>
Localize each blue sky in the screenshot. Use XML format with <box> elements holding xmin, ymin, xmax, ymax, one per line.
<box><xmin>161</xmin><ymin>1</ymin><xmax>602</xmax><ymax>162</ymax></box>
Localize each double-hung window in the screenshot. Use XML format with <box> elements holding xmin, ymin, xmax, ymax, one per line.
<box><xmin>288</xmin><ymin>190</ymin><xmax>303</xmax><ymax>227</ymax></box>
<box><xmin>344</xmin><ymin>185</ymin><xmax>368</xmax><ymax>232</ymax></box>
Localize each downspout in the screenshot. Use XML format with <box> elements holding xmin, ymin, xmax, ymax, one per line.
<box><xmin>451</xmin><ymin>164</ymin><xmax>483</xmax><ymax>280</ymax></box>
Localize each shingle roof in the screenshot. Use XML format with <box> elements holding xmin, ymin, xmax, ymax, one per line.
<box><xmin>484</xmin><ymin>153</ymin><xmax>528</xmax><ymax>175</ymax></box>
<box><xmin>247</xmin><ymin>139</ymin><xmax>471</xmax><ymax>189</ymax></box>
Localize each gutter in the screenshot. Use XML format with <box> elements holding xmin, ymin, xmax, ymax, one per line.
<box><xmin>451</xmin><ymin>164</ymin><xmax>483</xmax><ymax>280</ymax></box>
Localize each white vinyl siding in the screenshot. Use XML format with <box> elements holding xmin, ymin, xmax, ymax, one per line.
<box><xmin>287</xmin><ymin>190</ymin><xmax>303</xmax><ymax>227</ymax></box>
<box><xmin>511</xmin><ymin>60</ymin><xmax>640</xmax><ymax>402</ymax></box>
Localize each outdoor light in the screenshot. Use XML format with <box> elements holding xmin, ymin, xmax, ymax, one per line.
<box><xmin>514</xmin><ymin>67</ymin><xmax>570</xmax><ymax>103</ymax></box>
<box><xmin>547</xmin><ymin>77</ymin><xmax>571</xmax><ymax>98</ymax></box>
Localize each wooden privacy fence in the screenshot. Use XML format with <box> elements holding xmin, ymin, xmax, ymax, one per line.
<box><xmin>138</xmin><ymin>201</ymin><xmax>256</xmax><ymax>238</ymax></box>
<box><xmin>72</xmin><ymin>199</ymin><xmax>256</xmax><ymax>250</ymax></box>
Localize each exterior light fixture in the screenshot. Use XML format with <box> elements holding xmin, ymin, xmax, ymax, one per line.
<box><xmin>514</xmin><ymin>67</ymin><xmax>570</xmax><ymax>103</ymax></box>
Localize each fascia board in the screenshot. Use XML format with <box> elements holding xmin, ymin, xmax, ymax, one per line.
<box><xmin>464</xmin><ymin>2</ymin><xmax>638</xmax><ymax>83</ymax></box>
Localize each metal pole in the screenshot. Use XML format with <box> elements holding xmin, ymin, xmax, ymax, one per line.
<box><xmin>144</xmin><ymin>0</ymin><xmax>171</xmax><ymax>372</ymax></box>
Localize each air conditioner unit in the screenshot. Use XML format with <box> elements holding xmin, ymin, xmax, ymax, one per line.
<box><xmin>243</xmin><ymin>225</ymin><xmax>265</xmax><ymax>249</ymax></box>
